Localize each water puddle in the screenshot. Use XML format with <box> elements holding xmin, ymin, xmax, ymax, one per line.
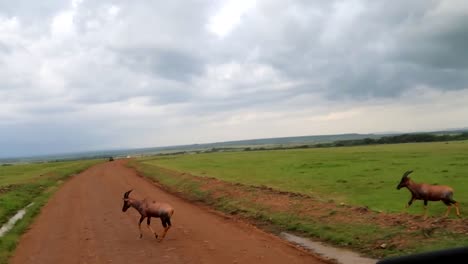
<box><xmin>0</xmin><ymin>203</ymin><xmax>34</xmax><ymax>238</ymax></box>
<box><xmin>281</xmin><ymin>232</ymin><xmax>378</xmax><ymax>264</ymax></box>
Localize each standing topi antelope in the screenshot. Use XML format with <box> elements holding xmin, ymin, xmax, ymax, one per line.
<box><xmin>396</xmin><ymin>170</ymin><xmax>461</xmax><ymax>219</ymax></box>
<box><xmin>122</xmin><ymin>189</ymin><xmax>174</xmax><ymax>241</ymax></box>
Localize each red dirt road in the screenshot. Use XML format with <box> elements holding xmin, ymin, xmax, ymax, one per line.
<box><xmin>11</xmin><ymin>160</ymin><xmax>327</xmax><ymax>264</ymax></box>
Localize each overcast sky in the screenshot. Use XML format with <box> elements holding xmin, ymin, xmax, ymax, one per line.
<box><xmin>1</xmin><ymin>0</ymin><xmax>468</xmax><ymax>158</ymax></box>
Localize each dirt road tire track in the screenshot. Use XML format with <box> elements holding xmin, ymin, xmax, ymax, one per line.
<box><xmin>11</xmin><ymin>160</ymin><xmax>328</xmax><ymax>264</ymax></box>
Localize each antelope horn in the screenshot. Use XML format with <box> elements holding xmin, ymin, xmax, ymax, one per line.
<box><xmin>124</xmin><ymin>189</ymin><xmax>133</xmax><ymax>198</ymax></box>
<box><xmin>402</xmin><ymin>170</ymin><xmax>413</xmax><ymax>178</ymax></box>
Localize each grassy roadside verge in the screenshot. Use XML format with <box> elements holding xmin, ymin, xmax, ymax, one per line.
<box><xmin>0</xmin><ymin>159</ymin><xmax>102</xmax><ymax>263</ymax></box>
<box><xmin>129</xmin><ymin>159</ymin><xmax>468</xmax><ymax>259</ymax></box>
<box><xmin>138</xmin><ymin>141</ymin><xmax>468</xmax><ymax>216</ymax></box>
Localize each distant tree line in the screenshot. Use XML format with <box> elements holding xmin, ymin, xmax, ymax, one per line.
<box><xmin>329</xmin><ymin>132</ymin><xmax>468</xmax><ymax>147</ymax></box>
<box><xmin>154</xmin><ymin>132</ymin><xmax>468</xmax><ymax>155</ymax></box>
<box><xmin>243</xmin><ymin>132</ymin><xmax>468</xmax><ymax>152</ymax></box>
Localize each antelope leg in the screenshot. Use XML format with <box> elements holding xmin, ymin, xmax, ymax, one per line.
<box><xmin>146</xmin><ymin>217</ymin><xmax>158</xmax><ymax>238</ymax></box>
<box><xmin>454</xmin><ymin>202</ymin><xmax>461</xmax><ymax>217</ymax></box>
<box><xmin>138</xmin><ymin>216</ymin><xmax>145</xmax><ymax>238</ymax></box>
<box><xmin>404</xmin><ymin>197</ymin><xmax>414</xmax><ymax>212</ymax></box>
<box><xmin>444</xmin><ymin>205</ymin><xmax>452</xmax><ymax>217</ymax></box>
<box><xmin>423</xmin><ymin>200</ymin><xmax>428</xmax><ymax>220</ymax></box>
<box><xmin>161</xmin><ymin>226</ymin><xmax>171</xmax><ymax>239</ymax></box>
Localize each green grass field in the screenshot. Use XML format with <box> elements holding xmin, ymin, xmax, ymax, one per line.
<box><xmin>138</xmin><ymin>141</ymin><xmax>468</xmax><ymax>217</ymax></box>
<box><xmin>0</xmin><ymin>159</ymin><xmax>101</xmax><ymax>263</ymax></box>
<box><xmin>133</xmin><ymin>141</ymin><xmax>468</xmax><ymax>258</ymax></box>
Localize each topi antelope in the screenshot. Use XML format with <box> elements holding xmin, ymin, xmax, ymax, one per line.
<box><xmin>122</xmin><ymin>189</ymin><xmax>174</xmax><ymax>241</ymax></box>
<box><xmin>396</xmin><ymin>170</ymin><xmax>461</xmax><ymax>219</ymax></box>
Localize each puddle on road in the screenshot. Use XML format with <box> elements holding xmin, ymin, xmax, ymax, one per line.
<box><xmin>281</xmin><ymin>232</ymin><xmax>378</xmax><ymax>264</ymax></box>
<box><xmin>0</xmin><ymin>203</ymin><xmax>34</xmax><ymax>238</ymax></box>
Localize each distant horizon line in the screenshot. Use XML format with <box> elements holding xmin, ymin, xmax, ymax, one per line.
<box><xmin>1</xmin><ymin>127</ymin><xmax>467</xmax><ymax>161</ymax></box>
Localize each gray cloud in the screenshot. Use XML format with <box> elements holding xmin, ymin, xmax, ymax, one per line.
<box><xmin>1</xmin><ymin>0</ymin><xmax>468</xmax><ymax>157</ymax></box>
<box><xmin>117</xmin><ymin>47</ymin><xmax>204</xmax><ymax>82</ymax></box>
<box><xmin>214</xmin><ymin>0</ymin><xmax>468</xmax><ymax>99</ymax></box>
<box><xmin>0</xmin><ymin>0</ymin><xmax>67</xmax><ymax>21</ymax></box>
<box><xmin>395</xmin><ymin>18</ymin><xmax>468</xmax><ymax>69</ymax></box>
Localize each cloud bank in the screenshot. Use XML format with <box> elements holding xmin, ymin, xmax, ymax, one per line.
<box><xmin>1</xmin><ymin>0</ymin><xmax>467</xmax><ymax>157</ymax></box>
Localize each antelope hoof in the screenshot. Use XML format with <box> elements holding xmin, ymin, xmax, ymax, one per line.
<box><xmin>154</xmin><ymin>234</ymin><xmax>159</xmax><ymax>239</ymax></box>
<box><xmin>139</xmin><ymin>234</ymin><xmax>143</xmax><ymax>239</ymax></box>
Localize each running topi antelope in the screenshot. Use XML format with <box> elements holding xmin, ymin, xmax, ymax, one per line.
<box><xmin>122</xmin><ymin>189</ymin><xmax>174</xmax><ymax>241</ymax></box>
<box><xmin>396</xmin><ymin>170</ymin><xmax>461</xmax><ymax>219</ymax></box>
